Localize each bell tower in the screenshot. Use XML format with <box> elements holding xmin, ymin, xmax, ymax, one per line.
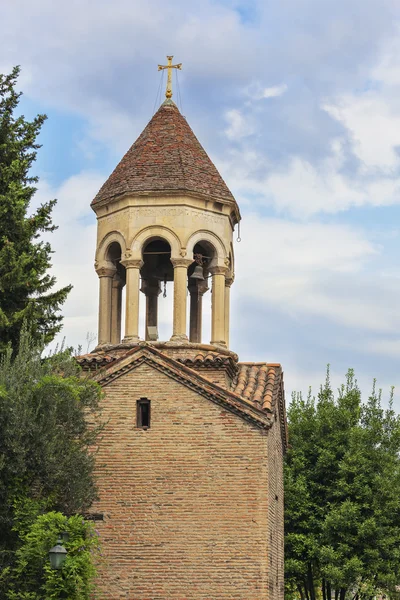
<box><xmin>81</xmin><ymin>58</ymin><xmax>286</xmax><ymax>600</ymax></box>
<box><xmin>92</xmin><ymin>64</ymin><xmax>240</xmax><ymax>350</ymax></box>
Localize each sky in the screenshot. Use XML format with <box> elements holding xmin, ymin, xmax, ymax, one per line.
<box><xmin>2</xmin><ymin>0</ymin><xmax>400</xmax><ymax>405</ymax></box>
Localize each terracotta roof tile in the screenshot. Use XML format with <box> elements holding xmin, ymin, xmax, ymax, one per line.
<box><xmin>232</xmin><ymin>363</ymin><xmax>282</xmax><ymax>412</ymax></box>
<box><xmin>92</xmin><ymin>100</ymin><xmax>237</xmax><ymax>207</ymax></box>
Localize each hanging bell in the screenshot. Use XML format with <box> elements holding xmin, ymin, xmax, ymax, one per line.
<box><xmin>190</xmin><ymin>265</ymin><xmax>204</xmax><ymax>281</ymax></box>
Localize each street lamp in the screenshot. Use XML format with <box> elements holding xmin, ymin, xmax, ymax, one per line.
<box><xmin>49</xmin><ymin>536</ymin><xmax>67</xmax><ymax>569</ymax></box>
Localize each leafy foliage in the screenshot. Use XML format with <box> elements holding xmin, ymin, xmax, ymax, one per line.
<box><xmin>0</xmin><ymin>326</ymin><xmax>103</xmax><ymax>590</ymax></box>
<box><xmin>0</xmin><ymin>66</ymin><xmax>72</xmax><ymax>354</ymax></box>
<box><xmin>285</xmin><ymin>369</ymin><xmax>400</xmax><ymax>600</ymax></box>
<box><xmin>6</xmin><ymin>508</ymin><xmax>101</xmax><ymax>599</ymax></box>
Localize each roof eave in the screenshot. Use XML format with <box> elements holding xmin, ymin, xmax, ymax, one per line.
<box><xmin>91</xmin><ymin>188</ymin><xmax>241</xmax><ymax>222</ymax></box>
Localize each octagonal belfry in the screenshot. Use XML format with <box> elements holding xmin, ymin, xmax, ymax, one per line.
<box><xmin>92</xmin><ymin>98</ymin><xmax>240</xmax><ymax>349</ymax></box>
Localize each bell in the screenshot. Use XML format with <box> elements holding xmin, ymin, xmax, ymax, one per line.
<box><xmin>190</xmin><ymin>265</ymin><xmax>204</xmax><ymax>280</ymax></box>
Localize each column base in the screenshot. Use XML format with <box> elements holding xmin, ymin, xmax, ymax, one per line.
<box><xmin>95</xmin><ymin>342</ymin><xmax>113</xmax><ymax>351</ymax></box>
<box><xmin>122</xmin><ymin>335</ymin><xmax>140</xmax><ymax>344</ymax></box>
<box><xmin>210</xmin><ymin>340</ymin><xmax>227</xmax><ymax>348</ymax></box>
<box><xmin>169</xmin><ymin>334</ymin><xmax>189</xmax><ymax>343</ymax></box>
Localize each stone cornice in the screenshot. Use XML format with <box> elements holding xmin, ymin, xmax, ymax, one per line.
<box><xmin>92</xmin><ymin>189</ymin><xmax>241</xmax><ymax>224</ymax></box>
<box><xmin>80</xmin><ymin>341</ymin><xmax>239</xmax><ymax>361</ymax></box>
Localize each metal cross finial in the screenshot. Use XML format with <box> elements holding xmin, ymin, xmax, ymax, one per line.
<box><xmin>158</xmin><ymin>55</ymin><xmax>182</xmax><ymax>99</ymax></box>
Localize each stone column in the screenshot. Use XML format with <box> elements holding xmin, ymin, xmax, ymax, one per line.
<box><xmin>224</xmin><ymin>276</ymin><xmax>234</xmax><ymax>349</ymax></box>
<box><xmin>141</xmin><ymin>279</ymin><xmax>161</xmax><ymax>340</ymax></box>
<box><xmin>210</xmin><ymin>266</ymin><xmax>228</xmax><ymax>347</ymax></box>
<box><xmin>170</xmin><ymin>258</ymin><xmax>192</xmax><ymax>342</ymax></box>
<box><xmin>96</xmin><ymin>262</ymin><xmax>117</xmax><ymax>346</ymax></box>
<box><xmin>121</xmin><ymin>258</ymin><xmax>143</xmax><ymax>343</ymax></box>
<box><xmin>110</xmin><ymin>274</ymin><xmax>124</xmax><ymax>345</ymax></box>
<box><xmin>188</xmin><ymin>280</ymin><xmax>209</xmax><ymax>343</ymax></box>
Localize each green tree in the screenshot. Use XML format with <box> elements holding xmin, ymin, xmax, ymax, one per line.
<box><xmin>6</xmin><ymin>510</ymin><xmax>101</xmax><ymax>600</ymax></box>
<box><xmin>285</xmin><ymin>369</ymin><xmax>400</xmax><ymax>600</ymax></box>
<box><xmin>0</xmin><ymin>66</ymin><xmax>72</xmax><ymax>354</ymax></box>
<box><xmin>0</xmin><ymin>327</ymin><xmax>103</xmax><ymax>590</ymax></box>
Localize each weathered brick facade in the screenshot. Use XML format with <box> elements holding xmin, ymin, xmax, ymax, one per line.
<box><xmin>267</xmin><ymin>394</ymin><xmax>285</xmax><ymax>600</ymax></box>
<box><xmin>80</xmin><ymin>345</ymin><xmax>286</xmax><ymax>599</ymax></box>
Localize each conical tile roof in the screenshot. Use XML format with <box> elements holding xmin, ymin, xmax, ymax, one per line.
<box><xmin>92</xmin><ymin>100</ymin><xmax>237</xmax><ymax>206</ymax></box>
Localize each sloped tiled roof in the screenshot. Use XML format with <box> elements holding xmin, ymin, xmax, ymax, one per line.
<box><xmin>232</xmin><ymin>363</ymin><xmax>281</xmax><ymax>412</ymax></box>
<box><xmin>76</xmin><ymin>345</ymin><xmax>287</xmax><ymax>447</ymax></box>
<box><xmin>91</xmin><ymin>100</ymin><xmax>236</xmax><ymax>206</ymax></box>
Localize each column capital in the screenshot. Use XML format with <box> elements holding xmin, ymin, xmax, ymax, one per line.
<box><xmin>95</xmin><ymin>261</ymin><xmax>117</xmax><ymax>278</ymax></box>
<box><xmin>209</xmin><ymin>265</ymin><xmax>229</xmax><ymax>276</ymax></box>
<box><xmin>225</xmin><ymin>275</ymin><xmax>235</xmax><ymax>287</ymax></box>
<box><xmin>120</xmin><ymin>258</ymin><xmax>143</xmax><ymax>270</ymax></box>
<box><xmin>170</xmin><ymin>257</ymin><xmax>193</xmax><ymax>269</ymax></box>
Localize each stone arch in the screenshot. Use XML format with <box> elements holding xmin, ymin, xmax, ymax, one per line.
<box><xmin>186</xmin><ymin>230</ymin><xmax>227</xmax><ymax>268</ymax></box>
<box><xmin>96</xmin><ymin>230</ymin><xmax>127</xmax><ymax>263</ymax></box>
<box><xmin>95</xmin><ymin>231</ymin><xmax>127</xmax><ymax>347</ymax></box>
<box><xmin>130</xmin><ymin>226</ymin><xmax>181</xmax><ymax>260</ymax></box>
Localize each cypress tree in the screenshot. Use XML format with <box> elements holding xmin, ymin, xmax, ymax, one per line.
<box><xmin>0</xmin><ymin>66</ymin><xmax>71</xmax><ymax>353</ymax></box>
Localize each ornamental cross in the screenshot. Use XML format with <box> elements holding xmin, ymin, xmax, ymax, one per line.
<box><xmin>158</xmin><ymin>55</ymin><xmax>182</xmax><ymax>99</ymax></box>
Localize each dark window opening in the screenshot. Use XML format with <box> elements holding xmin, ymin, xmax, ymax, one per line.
<box><xmin>137</xmin><ymin>398</ymin><xmax>151</xmax><ymax>429</ymax></box>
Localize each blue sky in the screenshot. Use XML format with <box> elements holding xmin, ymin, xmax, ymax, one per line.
<box><xmin>2</xmin><ymin>0</ymin><xmax>400</xmax><ymax>404</ymax></box>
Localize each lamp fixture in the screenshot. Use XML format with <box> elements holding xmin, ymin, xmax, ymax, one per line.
<box><xmin>49</xmin><ymin>536</ymin><xmax>67</xmax><ymax>570</ymax></box>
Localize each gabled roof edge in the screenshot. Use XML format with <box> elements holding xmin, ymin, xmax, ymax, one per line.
<box><xmin>93</xmin><ymin>345</ymin><xmax>273</xmax><ymax>431</ymax></box>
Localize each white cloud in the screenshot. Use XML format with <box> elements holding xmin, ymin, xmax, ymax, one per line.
<box><xmin>220</xmin><ymin>136</ymin><xmax>400</xmax><ymax>217</ymax></box>
<box><xmin>233</xmin><ymin>214</ymin><xmax>400</xmax><ymax>334</ymax></box>
<box><xmin>323</xmin><ymin>94</ymin><xmax>400</xmax><ymax>170</ymax></box>
<box><xmin>224</xmin><ymin>109</ymin><xmax>254</xmax><ymax>140</ymax></box>
<box><xmin>216</xmin><ymin>25</ymin><xmax>400</xmax><ymax>217</ymax></box>
<box><xmin>371</xmin><ymin>28</ymin><xmax>400</xmax><ymax>87</ymax></box>
<box><xmin>2</xmin><ymin>0</ymin><xmax>398</xmax><ymax>157</ymax></box>
<box><xmin>262</xmin><ymin>84</ymin><xmax>288</xmax><ymax>99</ymax></box>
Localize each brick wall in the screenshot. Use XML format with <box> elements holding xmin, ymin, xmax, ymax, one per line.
<box><xmin>92</xmin><ymin>362</ymin><xmax>274</xmax><ymax>599</ymax></box>
<box><xmin>267</xmin><ymin>405</ymin><xmax>285</xmax><ymax>600</ymax></box>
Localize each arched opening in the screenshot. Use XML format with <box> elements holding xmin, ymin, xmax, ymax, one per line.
<box><xmin>106</xmin><ymin>242</ymin><xmax>126</xmax><ymax>345</ymax></box>
<box><xmin>187</xmin><ymin>241</ymin><xmax>217</xmax><ymax>344</ymax></box>
<box><xmin>140</xmin><ymin>238</ymin><xmax>173</xmax><ymax>341</ymax></box>
<box><xmin>97</xmin><ymin>241</ymin><xmax>126</xmax><ymax>346</ymax></box>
